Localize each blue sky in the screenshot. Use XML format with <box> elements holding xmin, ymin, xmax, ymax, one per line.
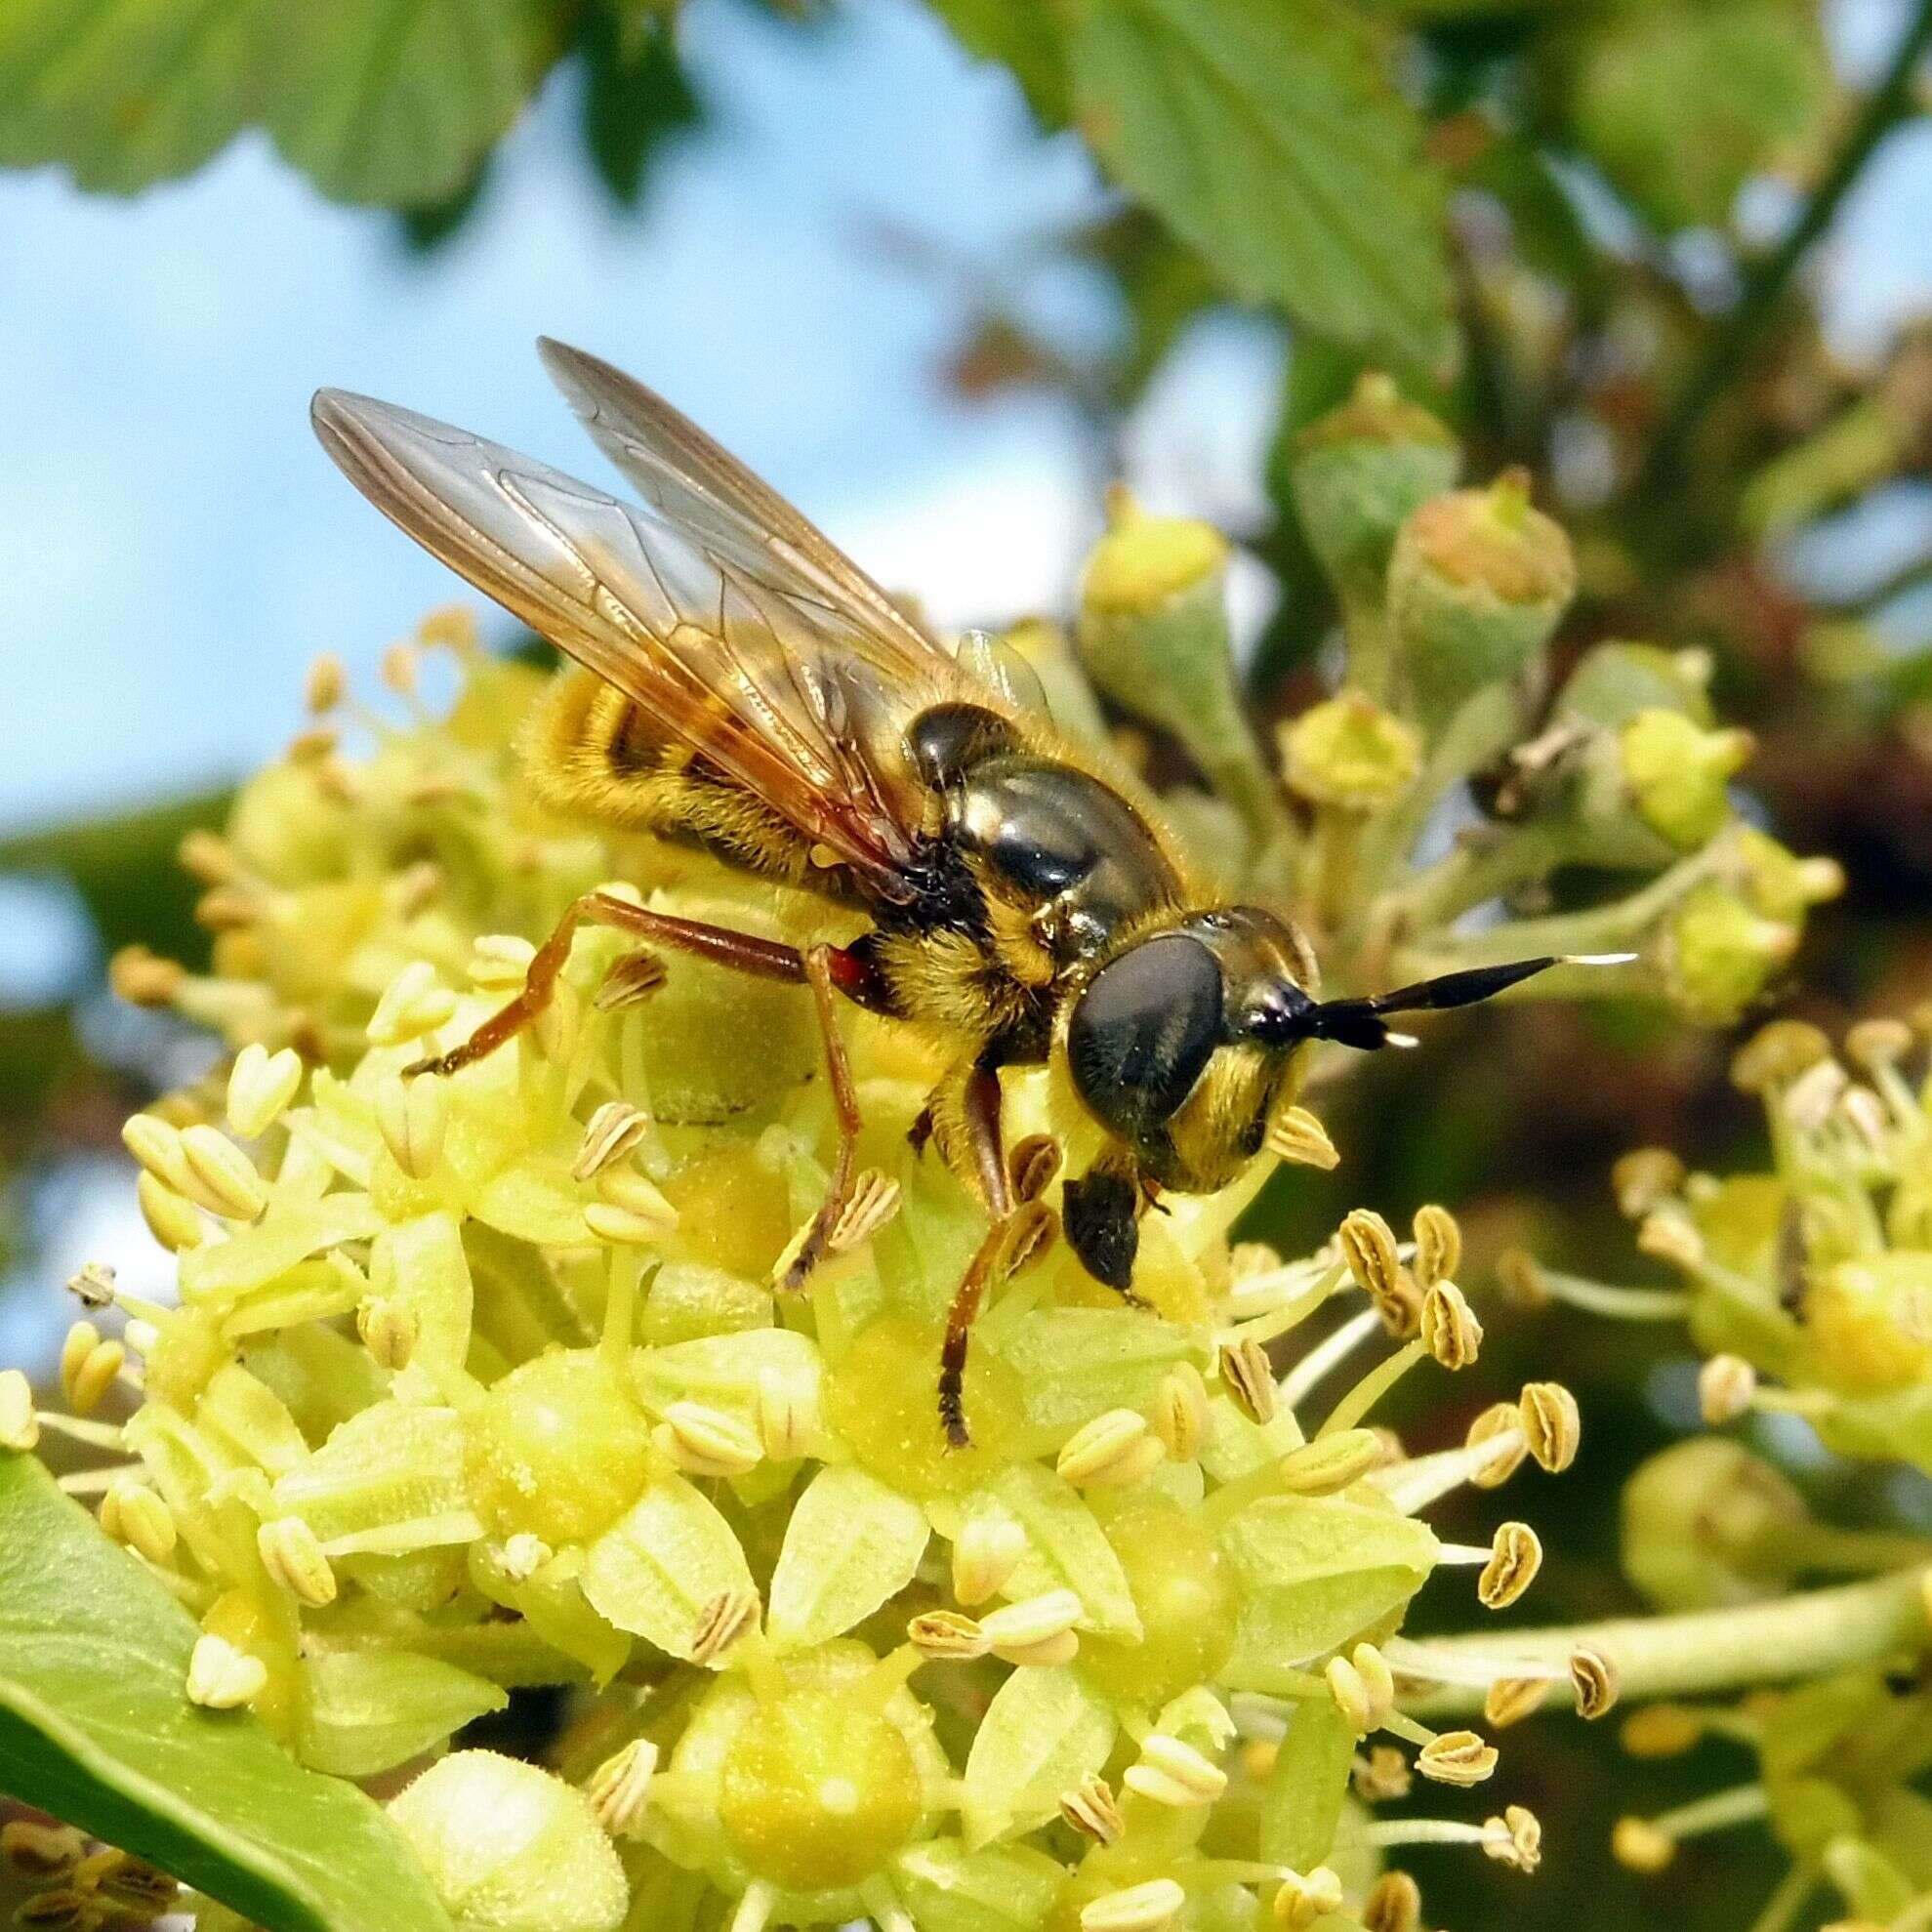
<box><xmin>0</xmin><ymin>0</ymin><xmax>1925</xmax><ymax>844</ymax></box>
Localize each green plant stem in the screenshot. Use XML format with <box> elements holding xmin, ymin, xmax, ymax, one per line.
<box><xmin>1633</xmin><ymin>0</ymin><xmax>1932</xmax><ymax>504</ymax></box>
<box><xmin>1405</xmin><ymin>1567</ymin><xmax>1927</xmax><ymax>1716</ymax></box>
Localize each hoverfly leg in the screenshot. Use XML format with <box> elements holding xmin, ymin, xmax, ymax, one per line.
<box><xmin>773</xmin><ymin>945</ymin><xmax>870</xmax><ymax>1295</ymax></box>
<box><xmin>934</xmin><ymin>1062</ymin><xmax>1060</xmax><ymax>1447</ymax></box>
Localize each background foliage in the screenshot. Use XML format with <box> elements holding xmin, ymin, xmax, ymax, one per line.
<box><xmin>1</xmin><ymin>0</ymin><xmax>1929</xmax><ymax>1926</ymax></box>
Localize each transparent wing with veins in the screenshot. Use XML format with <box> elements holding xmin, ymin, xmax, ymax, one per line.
<box><xmin>311</xmin><ymin>380</ymin><xmax>970</xmax><ymax>901</ymax></box>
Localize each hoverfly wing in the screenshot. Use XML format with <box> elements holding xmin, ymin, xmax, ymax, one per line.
<box><xmin>311</xmin><ymin>388</ymin><xmax>937</xmax><ymax>899</ymax></box>
<box><xmin>538</xmin><ymin>337</ymin><xmax>941</xmax><ymax>669</ymax></box>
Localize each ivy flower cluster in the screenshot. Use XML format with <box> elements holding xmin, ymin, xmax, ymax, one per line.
<box><xmin>1</xmin><ymin>623</ymin><xmax>1615</xmax><ymax>1932</ymax></box>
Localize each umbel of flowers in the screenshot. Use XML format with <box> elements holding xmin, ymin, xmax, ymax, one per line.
<box><xmin>1</xmin><ymin>388</ymin><xmax>1827</xmax><ymax>1929</ymax></box>
<box><xmin>5</xmin><ymin>629</ymin><xmax>1610</xmax><ymax>1932</ymax></box>
<box><xmin>1485</xmin><ymin>1015</ymin><xmax>1932</xmax><ymax>1930</ymax></box>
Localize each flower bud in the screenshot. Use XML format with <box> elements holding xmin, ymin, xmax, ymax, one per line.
<box><xmin>1280</xmin><ymin>691</ymin><xmax>1422</xmax><ymax>811</ymax></box>
<box><xmin>1388</xmin><ymin>472</ymin><xmax>1575</xmax><ymax>729</ymax></box>
<box><xmin>1661</xmin><ymin>882</ymin><xmax>1800</xmax><ymax>1023</ymax></box>
<box><xmin>1079</xmin><ymin>489</ymin><xmax>1282</xmax><ymax>843</ymax></box>
<box><xmin>388</xmin><ymin>1752</ymin><xmax>627</xmax><ymax>1932</ymax></box>
<box><xmin>1618</xmin><ymin>710</ymin><xmax>1752</xmax><ymax>850</ymax></box>
<box><xmin>1289</xmin><ymin>373</ymin><xmax>1459</xmax><ymax>611</ymax></box>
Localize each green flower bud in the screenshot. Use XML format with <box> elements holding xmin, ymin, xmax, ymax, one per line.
<box><xmin>1731</xmin><ymin>827</ymin><xmax>1845</xmax><ymax>922</ymax></box>
<box><xmin>1280</xmin><ymin>691</ymin><xmax>1422</xmax><ymax>811</ymax></box>
<box><xmin>1618</xmin><ymin>710</ymin><xmax>1753</xmax><ymax>851</ymax></box>
<box><xmin>1289</xmin><ymin>373</ymin><xmax>1460</xmax><ymax>608</ymax></box>
<box><xmin>388</xmin><ymin>1750</ymin><xmax>627</xmax><ymax>1932</ymax></box>
<box><xmin>1660</xmin><ymin>880</ymin><xmax>1798</xmax><ymax>1024</ymax></box>
<box><xmin>1621</xmin><ymin>1440</ymin><xmax>1810</xmax><ymax>1611</ymax></box>
<box><xmin>1387</xmin><ymin>471</ymin><xmax>1576</xmax><ymax>730</ymax></box>
<box><xmin>1078</xmin><ymin>490</ymin><xmax>1283</xmax><ymax>844</ymax></box>
<box><xmin>1556</xmin><ymin>640</ymin><xmax>1715</xmax><ymax>730</ymax></box>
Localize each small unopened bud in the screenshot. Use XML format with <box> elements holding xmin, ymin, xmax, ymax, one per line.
<box><xmin>0</xmin><ymin>1370</ymin><xmax>40</xmax><ymax>1452</ymax></box>
<box><xmin>499</xmin><ymin>1533</ymin><xmax>553</xmax><ymax>1583</ymax></box>
<box><xmin>1619</xmin><ymin>710</ymin><xmax>1751</xmax><ymax>850</ymax></box>
<box><xmin>1466</xmin><ymin>1404</ymin><xmax>1528</xmax><ymax>1487</ymax></box>
<box><xmin>186</xmin><ymin>1633</ymin><xmax>267</xmax><ymax>1710</ymax></box>
<box><xmin>1362</xmin><ymin>1870</ymin><xmax>1422</xmax><ymax>1932</ymax></box>
<box><xmin>1273</xmin><ymin>1866</ymin><xmax>1344</xmax><ymax>1929</ymax></box>
<box><xmin>102</xmin><ymin>1481</ymin><xmax>177</xmax><ymax>1565</ymax></box>
<box><xmin>1</xmin><ymin>1821</ymin><xmax>87</xmax><ymax>1876</ymax></box>
<box><xmin>1055</xmin><ymin>1408</ymin><xmax>1165</xmax><ymax>1488</ymax></box>
<box><xmin>1421</xmin><ymin>1282</ymin><xmax>1483</xmax><ymax>1368</ymax></box>
<box><xmin>829</xmin><ymin>1170</ymin><xmax>902</xmax><ymax>1253</ymax></box>
<box><xmin>1412</xmin><ymin>1204</ymin><xmax>1460</xmax><ymax>1288</ymax></box>
<box><xmin>1267</xmin><ymin>1105</ymin><xmax>1339</xmax><ymax>1171</ymax></box>
<box><xmin>138</xmin><ymin>1172</ymin><xmax>204</xmax><ymax>1253</ymax></box>
<box><xmin>586</xmin><ymin>1738</ymin><xmax>658</xmax><ymax>1838</ymax></box>
<box><xmin>376</xmin><ymin>1075</ymin><xmax>447</xmax><ymax>1179</ymax></box>
<box><xmin>1485</xmin><ymin>1804</ymin><xmax>1542</xmax><ymax>1872</ymax></box>
<box><xmin>689</xmin><ymin>1588</ymin><xmax>759</xmax><ymax>1665</ymax></box>
<box><xmin>1154</xmin><ymin>1362</ymin><xmax>1210</xmax><ymax>1459</ymax></box>
<box><xmin>226</xmin><ymin>1043</ymin><xmax>304</xmax><ymax>1139</ymax></box>
<box><xmin>1059</xmin><ymin>1773</ymin><xmax>1124</xmax><ymax>1845</ymax></box>
<box><xmin>657</xmin><ymin>1403</ymin><xmax>761</xmax><ymax>1478</ymax></box>
<box><xmin>1083</xmin><ymin>1877</ymin><xmax>1187</xmax><ymax>1932</ymax></box>
<box><xmin>1611</xmin><ymin>1147</ymin><xmax>1686</xmax><ymax>1218</ymax></box>
<box><xmin>594</xmin><ymin>950</ymin><xmax>669</xmax><ymax>1011</ymax></box>
<box><xmin>1478</xmin><ymin>1521</ymin><xmax>1542</xmax><ymax>1609</ymax></box>
<box><xmin>109</xmin><ymin>944</ymin><xmax>185</xmax><ymax>1007</ymax></box>
<box><xmin>1698</xmin><ymin>1353</ymin><xmax>1757</xmax><ymax>1424</ymax></box>
<box><xmin>1124</xmin><ymin>1733</ymin><xmax>1227</xmax><ymax>1807</ymax></box>
<box><xmin>572</xmin><ymin>1102</ymin><xmax>652</xmax><ymax>1182</ymax></box>
<box><xmin>180</xmin><ymin>1124</ymin><xmax>268</xmax><ymax>1220</ymax></box>
<box><xmin>952</xmin><ymin>1511</ymin><xmax>1025</xmax><ymax>1607</ymax></box>
<box><xmin>1417</xmin><ymin>1728</ymin><xmax>1498</xmax><ymax>1786</ymax></box>
<box><xmin>1519</xmin><ymin>1381</ymin><xmax>1582</xmax><ymax>1471</ymax></box>
<box><xmin>366</xmin><ymin>962</ymin><xmax>457</xmax><ymax>1048</ymax></box>
<box><xmin>1484</xmin><ymin>1677</ymin><xmax>1551</xmax><ymax>1728</ymax></box>
<box><xmin>1570</xmin><ymin>1644</ymin><xmax>1620</xmax><ymax>1718</ymax></box>
<box><xmin>1327</xmin><ymin>1642</ymin><xmax>1395</xmax><ymax>1733</ymax></box>
<box><xmin>980</xmin><ymin>1589</ymin><xmax>1083</xmax><ymax>1665</ymax></box>
<box><xmin>1612</xmin><ymin>1817</ymin><xmax>1675</xmax><ymax>1873</ymax></box>
<box><xmin>258</xmin><ymin>1516</ymin><xmax>338</xmax><ymax>1608</ymax></box>
<box><xmin>908</xmin><ymin>1609</ymin><xmax>991</xmax><ymax>1661</ymax></box>
<box><xmin>61</xmin><ymin>1322</ymin><xmax>125</xmax><ymax>1415</ymax></box>
<box><xmin>1218</xmin><ymin>1336</ymin><xmax>1279</xmax><ymax>1424</ymax></box>
<box><xmin>1280</xmin><ymin>1428</ymin><xmax>1384</xmax><ymax>1496</ymax></box>
<box><xmin>470</xmin><ymin>933</ymin><xmax>537</xmax><ymax>989</ymax></box>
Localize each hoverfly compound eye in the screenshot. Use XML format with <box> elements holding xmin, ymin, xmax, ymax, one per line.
<box><xmin>1067</xmin><ymin>933</ymin><xmax>1224</xmax><ymax>1142</ymax></box>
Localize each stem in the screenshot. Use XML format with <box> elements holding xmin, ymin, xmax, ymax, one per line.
<box><xmin>1632</xmin><ymin>0</ymin><xmax>1932</xmax><ymax>503</ymax></box>
<box><xmin>1405</xmin><ymin>1569</ymin><xmax>1927</xmax><ymax>1715</ymax></box>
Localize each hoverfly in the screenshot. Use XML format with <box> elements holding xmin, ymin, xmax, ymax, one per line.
<box><xmin>313</xmin><ymin>341</ymin><xmax>1615</xmax><ymax>1444</ymax></box>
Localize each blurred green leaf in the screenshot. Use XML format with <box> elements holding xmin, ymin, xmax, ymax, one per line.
<box><xmin>926</xmin><ymin>0</ymin><xmax>1072</xmax><ymax>127</ymax></box>
<box><xmin>1069</xmin><ymin>0</ymin><xmax>1457</xmax><ymax>378</ymax></box>
<box><xmin>0</xmin><ymin>790</ymin><xmax>226</xmax><ymax>969</ymax></box>
<box><xmin>0</xmin><ymin>0</ymin><xmax>265</xmax><ymax>193</ymax></box>
<box><xmin>1565</xmin><ymin>0</ymin><xmax>1829</xmax><ymax>232</ymax></box>
<box><xmin>0</xmin><ymin>1452</ymin><xmax>453</xmax><ymax>1932</ymax></box>
<box><xmin>580</xmin><ymin>5</ymin><xmax>699</xmax><ymax>209</ymax></box>
<box><xmin>397</xmin><ymin>152</ymin><xmax>494</xmax><ymax>251</ymax></box>
<box><xmin>264</xmin><ymin>0</ymin><xmax>553</xmax><ymax>205</ymax></box>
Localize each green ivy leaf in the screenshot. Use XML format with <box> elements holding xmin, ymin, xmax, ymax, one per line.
<box><xmin>0</xmin><ymin>0</ymin><xmax>265</xmax><ymax>194</ymax></box>
<box><xmin>1069</xmin><ymin>0</ymin><xmax>1457</xmax><ymax>377</ymax></box>
<box><xmin>0</xmin><ymin>1451</ymin><xmax>453</xmax><ymax>1932</ymax></box>
<box><xmin>262</xmin><ymin>0</ymin><xmax>552</xmax><ymax>206</ymax></box>
<box><xmin>579</xmin><ymin>6</ymin><xmax>698</xmax><ymax>209</ymax></box>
